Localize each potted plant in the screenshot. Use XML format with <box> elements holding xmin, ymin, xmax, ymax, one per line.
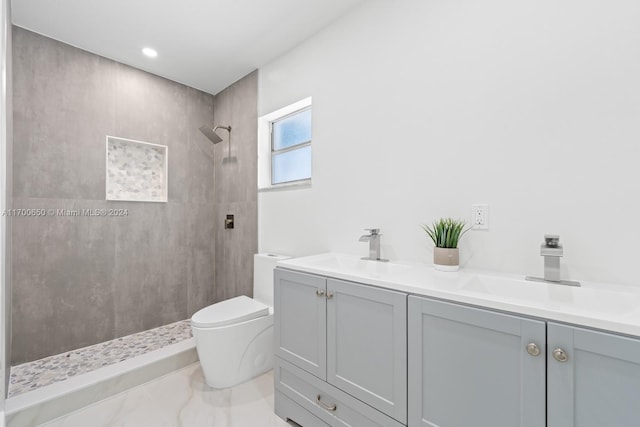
<box><xmin>421</xmin><ymin>218</ymin><xmax>468</xmax><ymax>271</ymax></box>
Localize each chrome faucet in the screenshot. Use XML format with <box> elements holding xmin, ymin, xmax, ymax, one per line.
<box><xmin>526</xmin><ymin>234</ymin><xmax>580</xmax><ymax>287</ymax></box>
<box><xmin>359</xmin><ymin>229</ymin><xmax>388</xmax><ymax>262</ymax></box>
<box><xmin>540</xmin><ymin>235</ymin><xmax>562</xmax><ymax>281</ymax></box>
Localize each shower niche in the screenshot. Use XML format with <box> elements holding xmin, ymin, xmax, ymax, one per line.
<box><xmin>106</xmin><ymin>136</ymin><xmax>168</xmax><ymax>202</ymax></box>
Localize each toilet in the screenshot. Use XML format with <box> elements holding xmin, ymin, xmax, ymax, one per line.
<box><xmin>191</xmin><ymin>253</ymin><xmax>289</xmax><ymax>388</ymax></box>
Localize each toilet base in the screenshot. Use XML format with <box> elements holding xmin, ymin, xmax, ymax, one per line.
<box><xmin>192</xmin><ymin>312</ymin><xmax>274</xmax><ymax>389</ymax></box>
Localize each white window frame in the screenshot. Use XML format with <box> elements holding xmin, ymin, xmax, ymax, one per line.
<box><xmin>258</xmin><ymin>97</ymin><xmax>312</xmax><ymax>191</ymax></box>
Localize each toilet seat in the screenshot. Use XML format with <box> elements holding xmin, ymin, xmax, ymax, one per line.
<box><xmin>191</xmin><ymin>295</ymin><xmax>269</xmax><ymax>328</ymax></box>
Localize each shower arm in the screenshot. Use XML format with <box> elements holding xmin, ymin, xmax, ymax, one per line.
<box><xmin>214</xmin><ymin>126</ymin><xmax>232</xmax><ymax>157</ymax></box>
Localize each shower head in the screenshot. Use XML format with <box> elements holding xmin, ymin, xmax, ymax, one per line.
<box><xmin>199</xmin><ymin>125</ymin><xmax>231</xmax><ymax>144</ymax></box>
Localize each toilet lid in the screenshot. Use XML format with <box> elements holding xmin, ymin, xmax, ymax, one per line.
<box><xmin>191</xmin><ymin>295</ymin><xmax>269</xmax><ymax>328</ymax></box>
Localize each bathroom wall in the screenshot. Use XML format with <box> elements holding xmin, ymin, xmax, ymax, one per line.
<box><xmin>258</xmin><ymin>0</ymin><xmax>640</xmax><ymax>286</ymax></box>
<box><xmin>1</xmin><ymin>0</ymin><xmax>12</xmax><ymax>399</ymax></box>
<box><xmin>213</xmin><ymin>71</ymin><xmax>258</xmax><ymax>301</ymax></box>
<box><xmin>11</xmin><ymin>27</ymin><xmax>216</xmax><ymax>364</ymax></box>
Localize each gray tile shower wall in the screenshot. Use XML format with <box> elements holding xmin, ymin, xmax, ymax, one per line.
<box><xmin>212</xmin><ymin>72</ymin><xmax>258</xmax><ymax>303</ymax></box>
<box><xmin>11</xmin><ymin>27</ymin><xmax>217</xmax><ymax>364</ymax></box>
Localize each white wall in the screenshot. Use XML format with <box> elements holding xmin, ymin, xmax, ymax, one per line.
<box><xmin>258</xmin><ymin>0</ymin><xmax>640</xmax><ymax>286</ymax></box>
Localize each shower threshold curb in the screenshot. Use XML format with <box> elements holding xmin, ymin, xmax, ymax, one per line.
<box><xmin>5</xmin><ymin>338</ymin><xmax>197</xmax><ymax>427</ymax></box>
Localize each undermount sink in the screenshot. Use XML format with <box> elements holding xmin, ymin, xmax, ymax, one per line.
<box><xmin>287</xmin><ymin>253</ymin><xmax>411</xmax><ymax>278</ymax></box>
<box><xmin>462</xmin><ymin>274</ymin><xmax>640</xmax><ymax>315</ymax></box>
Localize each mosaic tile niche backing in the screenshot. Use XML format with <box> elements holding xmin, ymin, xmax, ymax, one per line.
<box><xmin>106</xmin><ymin>136</ymin><xmax>168</xmax><ymax>202</ymax></box>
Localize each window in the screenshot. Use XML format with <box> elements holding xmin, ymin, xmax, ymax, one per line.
<box><xmin>271</xmin><ymin>108</ymin><xmax>311</xmax><ymax>184</ymax></box>
<box><xmin>258</xmin><ymin>97</ymin><xmax>312</xmax><ymax>190</ymax></box>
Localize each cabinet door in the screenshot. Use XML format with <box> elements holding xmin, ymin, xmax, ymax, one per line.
<box><xmin>548</xmin><ymin>323</ymin><xmax>640</xmax><ymax>427</ymax></box>
<box><xmin>275</xmin><ymin>269</ymin><xmax>327</xmax><ymax>379</ymax></box>
<box><xmin>408</xmin><ymin>296</ymin><xmax>546</xmax><ymax>427</ymax></box>
<box><xmin>326</xmin><ymin>279</ymin><xmax>407</xmax><ymax>424</ymax></box>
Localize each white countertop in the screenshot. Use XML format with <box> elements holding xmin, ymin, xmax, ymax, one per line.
<box><xmin>277</xmin><ymin>253</ymin><xmax>640</xmax><ymax>338</ymax></box>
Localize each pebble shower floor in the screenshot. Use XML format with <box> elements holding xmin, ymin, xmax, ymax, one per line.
<box><xmin>8</xmin><ymin>319</ymin><xmax>193</xmax><ymax>397</ymax></box>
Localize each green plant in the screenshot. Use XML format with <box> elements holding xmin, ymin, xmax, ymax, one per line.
<box><xmin>421</xmin><ymin>218</ymin><xmax>468</xmax><ymax>249</ymax></box>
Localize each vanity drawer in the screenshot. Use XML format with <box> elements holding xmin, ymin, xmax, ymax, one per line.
<box><xmin>275</xmin><ymin>357</ymin><xmax>405</xmax><ymax>427</ymax></box>
<box><xmin>275</xmin><ymin>391</ymin><xmax>330</xmax><ymax>427</ymax></box>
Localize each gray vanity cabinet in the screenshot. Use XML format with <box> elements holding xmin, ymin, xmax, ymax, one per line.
<box><xmin>547</xmin><ymin>322</ymin><xmax>640</xmax><ymax>427</ymax></box>
<box><xmin>407</xmin><ymin>295</ymin><xmax>546</xmax><ymax>427</ymax></box>
<box><xmin>274</xmin><ymin>268</ymin><xmax>407</xmax><ymax>426</ymax></box>
<box><xmin>276</xmin><ymin>267</ymin><xmax>640</xmax><ymax>427</ymax></box>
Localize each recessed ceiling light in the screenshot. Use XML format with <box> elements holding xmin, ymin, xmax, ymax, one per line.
<box><xmin>142</xmin><ymin>47</ymin><xmax>158</xmax><ymax>58</ymax></box>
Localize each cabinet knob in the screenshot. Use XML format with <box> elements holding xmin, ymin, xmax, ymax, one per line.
<box><xmin>326</xmin><ymin>291</ymin><xmax>334</xmax><ymax>299</ymax></box>
<box><xmin>316</xmin><ymin>289</ymin><xmax>325</xmax><ymax>297</ymax></box>
<box><xmin>552</xmin><ymin>348</ymin><xmax>569</xmax><ymax>362</ymax></box>
<box><xmin>526</xmin><ymin>342</ymin><xmax>540</xmax><ymax>357</ymax></box>
<box><xmin>316</xmin><ymin>394</ymin><xmax>337</xmax><ymax>411</ymax></box>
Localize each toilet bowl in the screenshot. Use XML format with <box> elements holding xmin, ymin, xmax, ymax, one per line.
<box><xmin>191</xmin><ymin>253</ymin><xmax>289</xmax><ymax>388</ymax></box>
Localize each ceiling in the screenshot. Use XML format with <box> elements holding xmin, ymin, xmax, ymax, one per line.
<box><xmin>12</xmin><ymin>0</ymin><xmax>367</xmax><ymax>95</ymax></box>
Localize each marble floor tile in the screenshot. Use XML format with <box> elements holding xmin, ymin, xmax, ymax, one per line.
<box><xmin>38</xmin><ymin>364</ymin><xmax>294</xmax><ymax>427</ymax></box>
<box><xmin>10</xmin><ymin>320</ymin><xmax>192</xmax><ymax>397</ymax></box>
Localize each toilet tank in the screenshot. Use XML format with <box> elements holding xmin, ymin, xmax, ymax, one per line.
<box><xmin>253</xmin><ymin>253</ymin><xmax>290</xmax><ymax>307</ymax></box>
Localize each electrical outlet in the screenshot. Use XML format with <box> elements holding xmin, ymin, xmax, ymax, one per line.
<box><xmin>471</xmin><ymin>204</ymin><xmax>489</xmax><ymax>230</ymax></box>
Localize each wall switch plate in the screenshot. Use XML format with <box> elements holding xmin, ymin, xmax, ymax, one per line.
<box><xmin>471</xmin><ymin>204</ymin><xmax>489</xmax><ymax>230</ymax></box>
